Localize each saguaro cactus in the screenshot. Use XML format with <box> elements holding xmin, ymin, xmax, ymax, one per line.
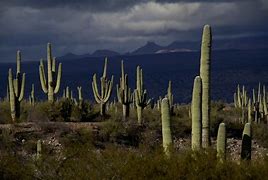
<box><xmin>117</xmin><ymin>60</ymin><xmax>133</xmax><ymax>119</ymax></box>
<box><xmin>241</xmin><ymin>123</ymin><xmax>252</xmax><ymax>160</ymax></box>
<box><xmin>77</xmin><ymin>86</ymin><xmax>83</xmax><ymax>108</ymax></box>
<box><xmin>92</xmin><ymin>58</ymin><xmax>114</xmax><ymax>116</ymax></box>
<box><xmin>39</xmin><ymin>43</ymin><xmax>62</xmax><ymax>102</ymax></box>
<box><xmin>36</xmin><ymin>139</ymin><xmax>42</xmax><ymax>160</ymax></box>
<box><xmin>161</xmin><ymin>98</ymin><xmax>172</xmax><ymax>156</ymax></box>
<box><xmin>200</xmin><ymin>24</ymin><xmax>212</xmax><ymax>148</ymax></box>
<box><xmin>8</xmin><ymin>50</ymin><xmax>25</xmax><ymax>121</ymax></box>
<box><xmin>191</xmin><ymin>76</ymin><xmax>202</xmax><ymax>150</ymax></box>
<box><xmin>29</xmin><ymin>84</ymin><xmax>35</xmax><ymax>106</ymax></box>
<box><xmin>167</xmin><ymin>80</ymin><xmax>174</xmax><ymax>114</ymax></box>
<box><xmin>217</xmin><ymin>123</ymin><xmax>226</xmax><ymax>161</ymax></box>
<box><xmin>134</xmin><ymin>66</ymin><xmax>151</xmax><ymax>124</ymax></box>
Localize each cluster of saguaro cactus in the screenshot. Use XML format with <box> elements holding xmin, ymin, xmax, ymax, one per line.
<box><xmin>234</xmin><ymin>83</ymin><xmax>268</xmax><ymax>124</ymax></box>
<box><xmin>92</xmin><ymin>58</ymin><xmax>114</xmax><ymax>116</ymax></box>
<box><xmin>161</xmin><ymin>98</ymin><xmax>172</xmax><ymax>156</ymax></box>
<box><xmin>29</xmin><ymin>84</ymin><xmax>35</xmax><ymax>106</ymax></box>
<box><xmin>134</xmin><ymin>66</ymin><xmax>151</xmax><ymax>124</ymax></box>
<box><xmin>63</xmin><ymin>86</ymin><xmax>73</xmax><ymax>100</ymax></box>
<box><xmin>117</xmin><ymin>61</ymin><xmax>133</xmax><ymax>120</ymax></box>
<box><xmin>234</xmin><ymin>85</ymin><xmax>249</xmax><ymax>123</ymax></box>
<box><xmin>39</xmin><ymin>43</ymin><xmax>62</xmax><ymax>102</ymax></box>
<box><xmin>8</xmin><ymin>51</ymin><xmax>25</xmax><ymax>121</ymax></box>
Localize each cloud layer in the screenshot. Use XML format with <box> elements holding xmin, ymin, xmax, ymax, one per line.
<box><xmin>0</xmin><ymin>0</ymin><xmax>267</xmax><ymax>61</ymax></box>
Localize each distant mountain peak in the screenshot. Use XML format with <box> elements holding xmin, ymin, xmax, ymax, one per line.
<box><xmin>132</xmin><ymin>41</ymin><xmax>163</xmax><ymax>55</ymax></box>
<box><xmin>91</xmin><ymin>49</ymin><xmax>120</xmax><ymax>57</ymax></box>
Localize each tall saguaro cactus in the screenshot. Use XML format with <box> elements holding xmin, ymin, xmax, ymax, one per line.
<box><xmin>134</xmin><ymin>66</ymin><xmax>151</xmax><ymax>124</ymax></box>
<box><xmin>8</xmin><ymin>50</ymin><xmax>26</xmax><ymax>121</ymax></box>
<box><xmin>39</xmin><ymin>43</ymin><xmax>62</xmax><ymax>102</ymax></box>
<box><xmin>200</xmin><ymin>24</ymin><xmax>212</xmax><ymax>148</ymax></box>
<box><xmin>92</xmin><ymin>58</ymin><xmax>114</xmax><ymax>116</ymax></box>
<box><xmin>161</xmin><ymin>98</ymin><xmax>172</xmax><ymax>156</ymax></box>
<box><xmin>191</xmin><ymin>76</ymin><xmax>202</xmax><ymax>150</ymax></box>
<box><xmin>117</xmin><ymin>60</ymin><xmax>133</xmax><ymax>120</ymax></box>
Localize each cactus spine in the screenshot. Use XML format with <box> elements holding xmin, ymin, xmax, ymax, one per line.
<box><xmin>241</xmin><ymin>123</ymin><xmax>252</xmax><ymax>160</ymax></box>
<box><xmin>92</xmin><ymin>58</ymin><xmax>114</xmax><ymax>116</ymax></box>
<box><xmin>117</xmin><ymin>61</ymin><xmax>133</xmax><ymax>120</ymax></box>
<box><xmin>200</xmin><ymin>24</ymin><xmax>212</xmax><ymax>148</ymax></box>
<box><xmin>134</xmin><ymin>66</ymin><xmax>151</xmax><ymax>124</ymax></box>
<box><xmin>29</xmin><ymin>84</ymin><xmax>35</xmax><ymax>106</ymax></box>
<box><xmin>161</xmin><ymin>98</ymin><xmax>172</xmax><ymax>156</ymax></box>
<box><xmin>191</xmin><ymin>76</ymin><xmax>202</xmax><ymax>150</ymax></box>
<box><xmin>39</xmin><ymin>43</ymin><xmax>62</xmax><ymax>102</ymax></box>
<box><xmin>217</xmin><ymin>123</ymin><xmax>226</xmax><ymax>161</ymax></box>
<box><xmin>8</xmin><ymin>50</ymin><xmax>25</xmax><ymax>121</ymax></box>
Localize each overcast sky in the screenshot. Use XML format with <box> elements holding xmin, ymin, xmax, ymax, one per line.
<box><xmin>0</xmin><ymin>0</ymin><xmax>267</xmax><ymax>62</ymax></box>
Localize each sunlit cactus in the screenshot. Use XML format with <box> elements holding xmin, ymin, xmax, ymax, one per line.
<box><xmin>191</xmin><ymin>76</ymin><xmax>202</xmax><ymax>151</ymax></box>
<box><xmin>134</xmin><ymin>66</ymin><xmax>151</xmax><ymax>124</ymax></box>
<box><xmin>117</xmin><ymin>60</ymin><xmax>133</xmax><ymax>120</ymax></box>
<box><xmin>200</xmin><ymin>24</ymin><xmax>212</xmax><ymax>148</ymax></box>
<box><xmin>161</xmin><ymin>98</ymin><xmax>172</xmax><ymax>156</ymax></box>
<box><xmin>8</xmin><ymin>50</ymin><xmax>26</xmax><ymax>121</ymax></box>
<box><xmin>92</xmin><ymin>58</ymin><xmax>114</xmax><ymax>116</ymax></box>
<box><xmin>39</xmin><ymin>43</ymin><xmax>62</xmax><ymax>102</ymax></box>
<box><xmin>217</xmin><ymin>123</ymin><xmax>226</xmax><ymax>161</ymax></box>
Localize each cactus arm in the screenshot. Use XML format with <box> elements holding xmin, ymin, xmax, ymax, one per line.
<box><xmin>103</xmin><ymin>76</ymin><xmax>114</xmax><ymax>102</ymax></box>
<box><xmin>17</xmin><ymin>50</ymin><xmax>21</xmax><ymax>73</ymax></box>
<box><xmin>54</xmin><ymin>63</ymin><xmax>62</xmax><ymax>93</ymax></box>
<box><xmin>102</xmin><ymin>57</ymin><xmax>107</xmax><ymax>78</ymax></box>
<box><xmin>39</xmin><ymin>65</ymin><xmax>48</xmax><ymax>93</ymax></box>
<box><xmin>52</xmin><ymin>57</ymin><xmax>56</xmax><ymax>72</ymax></box>
<box><xmin>18</xmin><ymin>73</ymin><xmax>25</xmax><ymax>101</ymax></box>
<box><xmin>92</xmin><ymin>81</ymin><xmax>101</xmax><ymax>103</ymax></box>
<box><xmin>47</xmin><ymin>43</ymin><xmax>53</xmax><ymax>84</ymax></box>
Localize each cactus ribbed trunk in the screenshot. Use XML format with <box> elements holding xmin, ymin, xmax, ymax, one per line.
<box><xmin>123</xmin><ymin>104</ymin><xmax>129</xmax><ymax>120</ymax></box>
<box><xmin>200</xmin><ymin>25</ymin><xmax>212</xmax><ymax>148</ymax></box>
<box><xmin>137</xmin><ymin>106</ymin><xmax>142</xmax><ymax>124</ymax></box>
<box><xmin>161</xmin><ymin>98</ymin><xmax>172</xmax><ymax>156</ymax></box>
<box><xmin>191</xmin><ymin>76</ymin><xmax>202</xmax><ymax>150</ymax></box>
<box><xmin>100</xmin><ymin>103</ymin><xmax>106</xmax><ymax>116</ymax></box>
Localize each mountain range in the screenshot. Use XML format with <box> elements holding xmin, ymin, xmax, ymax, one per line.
<box><xmin>59</xmin><ymin>35</ymin><xmax>268</xmax><ymax>60</ymax></box>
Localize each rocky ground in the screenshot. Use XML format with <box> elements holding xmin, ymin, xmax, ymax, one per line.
<box><xmin>0</xmin><ymin>122</ymin><xmax>267</xmax><ymax>161</ymax></box>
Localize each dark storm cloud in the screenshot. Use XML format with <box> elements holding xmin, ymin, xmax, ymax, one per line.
<box><xmin>0</xmin><ymin>0</ymin><xmax>267</xmax><ymax>62</ymax></box>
